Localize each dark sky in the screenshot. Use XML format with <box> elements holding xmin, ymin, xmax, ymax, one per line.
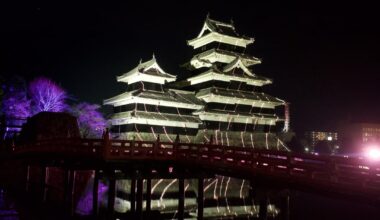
<box><xmin>1</xmin><ymin>1</ymin><xmax>379</xmax><ymax>133</ymax></box>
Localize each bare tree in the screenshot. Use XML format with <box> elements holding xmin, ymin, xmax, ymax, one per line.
<box><xmin>29</xmin><ymin>77</ymin><xmax>67</xmax><ymax>114</ymax></box>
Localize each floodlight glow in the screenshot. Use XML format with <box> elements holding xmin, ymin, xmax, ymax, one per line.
<box><xmin>365</xmin><ymin>146</ymin><xmax>380</xmax><ymax>161</ymax></box>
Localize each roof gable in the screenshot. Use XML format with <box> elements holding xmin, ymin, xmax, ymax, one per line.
<box><xmin>223</xmin><ymin>57</ymin><xmax>255</xmax><ymax>76</ymax></box>
<box><xmin>197</xmin><ymin>16</ymin><xmax>238</xmax><ymax>38</ymax></box>
<box><xmin>117</xmin><ymin>54</ymin><xmax>176</xmax><ymax>83</ymax></box>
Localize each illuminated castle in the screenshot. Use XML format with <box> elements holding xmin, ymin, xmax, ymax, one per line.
<box><xmin>183</xmin><ymin>16</ymin><xmax>288</xmax><ymax>149</ymax></box>
<box><xmin>102</xmin><ymin>16</ymin><xmax>289</xmax><ymax>218</ymax></box>
<box><xmin>104</xmin><ymin>16</ymin><xmax>289</xmax><ymax>150</ymax></box>
<box><xmin>104</xmin><ymin>55</ymin><xmax>203</xmax><ymax>142</ymax></box>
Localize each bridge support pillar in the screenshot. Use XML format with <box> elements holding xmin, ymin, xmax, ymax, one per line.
<box><xmin>25</xmin><ymin>164</ymin><xmax>30</xmax><ymax>192</ymax></box>
<box><xmin>92</xmin><ymin>169</ymin><xmax>99</xmax><ymax>216</ymax></box>
<box><xmin>107</xmin><ymin>171</ymin><xmax>116</xmax><ymax>218</ymax></box>
<box><xmin>63</xmin><ymin>169</ymin><xmax>75</xmax><ymax>217</ymax></box>
<box><xmin>136</xmin><ymin>178</ymin><xmax>144</xmax><ymax>219</ymax></box>
<box><xmin>41</xmin><ymin>166</ymin><xmax>47</xmax><ymax>202</ymax></box>
<box><xmin>146</xmin><ymin>178</ymin><xmax>151</xmax><ymax>213</ymax></box>
<box><xmin>178</xmin><ymin>178</ymin><xmax>185</xmax><ymax>220</ymax></box>
<box><xmin>258</xmin><ymin>195</ymin><xmax>269</xmax><ymax>220</ymax></box>
<box><xmin>279</xmin><ymin>191</ymin><xmax>290</xmax><ymax>220</ymax></box>
<box><xmin>197</xmin><ymin>178</ymin><xmax>204</xmax><ymax>220</ymax></box>
<box><xmin>249</xmin><ymin>180</ymin><xmax>256</xmax><ymax>200</ymax></box>
<box><xmin>130</xmin><ymin>178</ymin><xmax>136</xmax><ymax>213</ymax></box>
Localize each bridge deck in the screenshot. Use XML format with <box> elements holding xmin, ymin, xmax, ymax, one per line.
<box><xmin>13</xmin><ymin>138</ymin><xmax>380</xmax><ymax>204</ymax></box>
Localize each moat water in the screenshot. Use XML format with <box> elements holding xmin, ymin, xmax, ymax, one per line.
<box><xmin>1</xmin><ymin>175</ymin><xmax>380</xmax><ymax>220</ymax></box>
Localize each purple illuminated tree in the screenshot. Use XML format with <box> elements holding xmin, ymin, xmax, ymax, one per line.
<box><xmin>1</xmin><ymin>77</ymin><xmax>31</xmax><ymax>139</ymax></box>
<box><xmin>2</xmin><ymin>88</ymin><xmax>31</xmax><ymax>118</ymax></box>
<box><xmin>28</xmin><ymin>77</ymin><xmax>68</xmax><ymax>114</ymax></box>
<box><xmin>69</xmin><ymin>102</ymin><xmax>107</xmax><ymax>138</ymax></box>
<box><xmin>1</xmin><ymin>78</ymin><xmax>31</xmax><ymax>118</ymax></box>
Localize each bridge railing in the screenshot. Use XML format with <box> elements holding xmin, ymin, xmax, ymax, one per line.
<box><xmin>106</xmin><ymin>139</ymin><xmax>176</xmax><ymax>160</ymax></box>
<box><xmin>14</xmin><ymin>138</ymin><xmax>103</xmax><ymax>157</ymax></box>
<box><xmin>175</xmin><ymin>144</ymin><xmax>380</xmax><ymax>192</ymax></box>
<box><xmin>13</xmin><ymin>137</ymin><xmax>380</xmax><ymax>193</ymax></box>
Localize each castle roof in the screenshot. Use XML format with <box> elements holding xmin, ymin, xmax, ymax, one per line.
<box><xmin>188</xmin><ymin>16</ymin><xmax>254</xmax><ymax>49</ymax></box>
<box><xmin>117</xmin><ymin>54</ymin><xmax>176</xmax><ymax>84</ymax></box>
<box><xmin>187</xmin><ymin>67</ymin><xmax>272</xmax><ymax>87</ymax></box>
<box><xmin>104</xmin><ymin>89</ymin><xmax>203</xmax><ymax>109</ymax></box>
<box><xmin>196</xmin><ymin>87</ymin><xmax>285</xmax><ymax>107</ymax></box>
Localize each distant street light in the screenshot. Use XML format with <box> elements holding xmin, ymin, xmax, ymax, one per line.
<box><xmin>364</xmin><ymin>145</ymin><xmax>380</xmax><ymax>161</ymax></box>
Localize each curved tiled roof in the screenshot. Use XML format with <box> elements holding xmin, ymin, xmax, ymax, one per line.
<box><xmin>197</xmin><ymin>87</ymin><xmax>285</xmax><ymax>104</ymax></box>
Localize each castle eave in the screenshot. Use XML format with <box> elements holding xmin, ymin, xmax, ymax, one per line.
<box><xmin>193</xmin><ymin>111</ymin><xmax>278</xmax><ymax>125</ymax></box>
<box><xmin>188</xmin><ymin>32</ymin><xmax>254</xmax><ymax>49</ymax></box>
<box><xmin>111</xmin><ymin>111</ymin><xmax>202</xmax><ymax>128</ymax></box>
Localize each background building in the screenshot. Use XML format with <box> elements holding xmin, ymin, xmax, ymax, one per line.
<box><xmin>304</xmin><ymin>131</ymin><xmax>338</xmax><ymax>154</ymax></box>
<box><xmin>339</xmin><ymin>123</ymin><xmax>380</xmax><ymax>153</ymax></box>
<box><xmin>305</xmin><ymin>131</ymin><xmax>338</xmax><ymax>148</ymax></box>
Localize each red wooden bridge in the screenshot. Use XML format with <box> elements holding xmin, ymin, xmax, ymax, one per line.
<box><xmin>13</xmin><ymin>136</ymin><xmax>380</xmax><ymax>206</ymax></box>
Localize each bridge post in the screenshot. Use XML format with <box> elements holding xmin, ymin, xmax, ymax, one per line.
<box><xmin>107</xmin><ymin>170</ymin><xmax>116</xmax><ymax>218</ymax></box>
<box><xmin>178</xmin><ymin>178</ymin><xmax>185</xmax><ymax>220</ymax></box>
<box><xmin>131</xmin><ymin>136</ymin><xmax>135</xmax><ymax>147</ymax></box>
<box><xmin>92</xmin><ymin>169</ymin><xmax>99</xmax><ymax>216</ymax></box>
<box><xmin>136</xmin><ymin>178</ymin><xmax>144</xmax><ymax>219</ymax></box>
<box><xmin>130</xmin><ymin>178</ymin><xmax>136</xmax><ymax>213</ymax></box>
<box><xmin>209</xmin><ymin>134</ymin><xmax>214</xmax><ymax>144</ymax></box>
<box><xmin>146</xmin><ymin>178</ymin><xmax>152</xmax><ymax>213</ymax></box>
<box><xmin>41</xmin><ymin>165</ymin><xmax>46</xmax><ymax>202</ymax></box>
<box><xmin>286</xmin><ymin>152</ymin><xmax>293</xmax><ymax>177</ymax></box>
<box><xmin>154</xmin><ymin>135</ymin><xmax>160</xmax><ymax>158</ymax></box>
<box><xmin>102</xmin><ymin>128</ymin><xmax>111</xmax><ymax>160</ymax></box>
<box><xmin>197</xmin><ymin>178</ymin><xmax>204</xmax><ymax>220</ymax></box>
<box><xmin>174</xmin><ymin>134</ymin><xmax>180</xmax><ymax>159</ymax></box>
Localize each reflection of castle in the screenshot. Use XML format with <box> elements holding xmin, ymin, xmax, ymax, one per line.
<box><xmin>104</xmin><ymin>15</ymin><xmax>289</xmax><ymax>150</ymax></box>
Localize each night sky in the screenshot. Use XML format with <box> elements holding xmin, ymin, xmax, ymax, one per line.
<box><xmin>1</xmin><ymin>1</ymin><xmax>379</xmax><ymax>134</ymax></box>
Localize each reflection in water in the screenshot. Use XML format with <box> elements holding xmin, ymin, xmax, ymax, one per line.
<box><xmin>0</xmin><ymin>189</ymin><xmax>19</xmax><ymax>220</ymax></box>
<box><xmin>76</xmin><ymin>180</ymin><xmax>108</xmax><ymax>215</ymax></box>
<box><xmin>28</xmin><ymin>166</ymin><xmax>378</xmax><ymax>219</ymax></box>
<box><xmin>75</xmin><ymin>174</ymin><xmax>281</xmax><ymax>219</ymax></box>
<box><xmin>4</xmin><ymin>170</ymin><xmax>380</xmax><ymax>220</ymax></box>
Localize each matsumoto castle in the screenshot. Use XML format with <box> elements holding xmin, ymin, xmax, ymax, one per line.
<box><xmin>104</xmin><ymin>15</ymin><xmax>290</xmax><ymax>150</ymax></box>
